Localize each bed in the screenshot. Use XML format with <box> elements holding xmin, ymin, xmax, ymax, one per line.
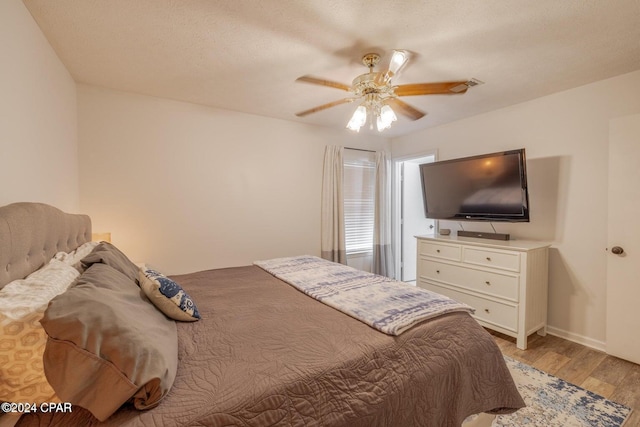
<box><xmin>0</xmin><ymin>202</ymin><xmax>524</xmax><ymax>427</ymax></box>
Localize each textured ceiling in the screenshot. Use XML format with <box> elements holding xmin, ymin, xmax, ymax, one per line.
<box><xmin>23</xmin><ymin>0</ymin><xmax>640</xmax><ymax>137</ymax></box>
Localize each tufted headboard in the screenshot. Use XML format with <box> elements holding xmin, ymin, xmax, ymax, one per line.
<box><xmin>0</xmin><ymin>202</ymin><xmax>91</xmax><ymax>289</ymax></box>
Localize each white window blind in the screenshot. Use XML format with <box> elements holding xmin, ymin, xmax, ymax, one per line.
<box><xmin>343</xmin><ymin>154</ymin><xmax>376</xmax><ymax>254</ymax></box>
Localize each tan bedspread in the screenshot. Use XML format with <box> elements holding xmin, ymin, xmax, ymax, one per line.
<box><xmin>16</xmin><ymin>265</ymin><xmax>524</xmax><ymax>427</ymax></box>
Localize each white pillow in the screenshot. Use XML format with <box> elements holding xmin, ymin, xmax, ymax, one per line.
<box><xmin>0</xmin><ymin>259</ymin><xmax>80</xmax><ymax>403</ymax></box>
<box><xmin>53</xmin><ymin>240</ymin><xmax>99</xmax><ymax>268</ymax></box>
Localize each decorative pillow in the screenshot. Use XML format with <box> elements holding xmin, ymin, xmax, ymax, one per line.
<box><xmin>41</xmin><ymin>263</ymin><xmax>178</xmax><ymax>421</ymax></box>
<box><xmin>139</xmin><ymin>268</ymin><xmax>201</xmax><ymax>322</ymax></box>
<box><xmin>0</xmin><ymin>259</ymin><xmax>79</xmax><ymax>404</ymax></box>
<box><xmin>80</xmin><ymin>241</ymin><xmax>139</xmax><ymax>283</ymax></box>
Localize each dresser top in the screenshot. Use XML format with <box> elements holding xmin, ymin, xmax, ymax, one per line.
<box><xmin>416</xmin><ymin>234</ymin><xmax>551</xmax><ymax>252</ymax></box>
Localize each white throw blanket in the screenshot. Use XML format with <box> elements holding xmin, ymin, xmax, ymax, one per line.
<box><xmin>254</xmin><ymin>255</ymin><xmax>474</xmax><ymax>336</ymax></box>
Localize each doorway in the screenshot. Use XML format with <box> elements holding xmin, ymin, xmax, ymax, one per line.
<box><xmin>393</xmin><ymin>152</ymin><xmax>436</xmax><ymax>282</ymax></box>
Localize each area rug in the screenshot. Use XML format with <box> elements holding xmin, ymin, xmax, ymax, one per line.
<box><xmin>492</xmin><ymin>356</ymin><xmax>633</xmax><ymax>426</ymax></box>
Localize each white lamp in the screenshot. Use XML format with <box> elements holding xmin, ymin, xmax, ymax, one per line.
<box><xmin>346</xmin><ymin>105</ymin><xmax>367</xmax><ymax>132</ymax></box>
<box><xmin>348</xmin><ymin>102</ymin><xmax>398</xmax><ymax>133</ymax></box>
<box><xmin>376</xmin><ymin>104</ymin><xmax>397</xmax><ymax>132</ymax></box>
<box><xmin>388</xmin><ymin>50</ymin><xmax>409</xmax><ymax>76</ymax></box>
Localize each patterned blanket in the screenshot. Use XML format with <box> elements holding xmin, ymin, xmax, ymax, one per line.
<box><xmin>254</xmin><ymin>255</ymin><xmax>474</xmax><ymax>336</ymax></box>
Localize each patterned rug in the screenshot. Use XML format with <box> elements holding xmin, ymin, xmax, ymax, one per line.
<box><xmin>493</xmin><ymin>356</ymin><xmax>633</xmax><ymax>426</ymax></box>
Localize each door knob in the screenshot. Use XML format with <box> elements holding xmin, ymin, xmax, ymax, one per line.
<box><xmin>611</xmin><ymin>246</ymin><xmax>624</xmax><ymax>255</ymax></box>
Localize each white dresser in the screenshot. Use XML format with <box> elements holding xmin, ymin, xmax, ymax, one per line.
<box><xmin>416</xmin><ymin>234</ymin><xmax>550</xmax><ymax>350</ymax></box>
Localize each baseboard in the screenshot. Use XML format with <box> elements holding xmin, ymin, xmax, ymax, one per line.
<box><xmin>546</xmin><ymin>326</ymin><xmax>606</xmax><ymax>352</ymax></box>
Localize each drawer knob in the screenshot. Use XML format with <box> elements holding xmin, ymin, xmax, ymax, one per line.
<box><xmin>485</xmin><ymin>281</ymin><xmax>491</xmax><ymax>285</ymax></box>
<box><xmin>484</xmin><ymin>308</ymin><xmax>490</xmax><ymax>314</ymax></box>
<box><xmin>436</xmin><ymin>270</ymin><xmax>440</xmax><ymax>274</ymax></box>
<box><xmin>436</xmin><ymin>249</ymin><xmax>441</xmax><ymax>253</ymax></box>
<box><xmin>486</xmin><ymin>257</ymin><xmax>492</xmax><ymax>261</ymax></box>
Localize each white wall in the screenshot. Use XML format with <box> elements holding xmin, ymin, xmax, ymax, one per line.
<box><xmin>0</xmin><ymin>0</ymin><xmax>79</xmax><ymax>211</ymax></box>
<box><xmin>78</xmin><ymin>85</ymin><xmax>389</xmax><ymax>274</ymax></box>
<box><xmin>392</xmin><ymin>70</ymin><xmax>640</xmax><ymax>348</ymax></box>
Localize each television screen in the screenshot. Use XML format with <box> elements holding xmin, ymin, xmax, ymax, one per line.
<box><xmin>419</xmin><ymin>149</ymin><xmax>530</xmax><ymax>222</ymax></box>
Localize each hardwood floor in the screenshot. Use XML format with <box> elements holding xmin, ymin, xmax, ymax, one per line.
<box><xmin>489</xmin><ymin>330</ymin><xmax>640</xmax><ymax>426</ymax></box>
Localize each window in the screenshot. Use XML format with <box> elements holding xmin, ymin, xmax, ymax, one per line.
<box><xmin>343</xmin><ymin>151</ymin><xmax>376</xmax><ymax>254</ymax></box>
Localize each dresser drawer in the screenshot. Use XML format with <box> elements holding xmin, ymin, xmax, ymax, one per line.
<box><xmin>463</xmin><ymin>247</ymin><xmax>521</xmax><ymax>272</ymax></box>
<box><xmin>419</xmin><ymin>261</ymin><xmax>519</xmax><ymax>302</ymax></box>
<box><xmin>419</xmin><ymin>281</ymin><xmax>518</xmax><ymax>332</ymax></box>
<box><xmin>418</xmin><ymin>240</ymin><xmax>461</xmax><ymax>261</ymax></box>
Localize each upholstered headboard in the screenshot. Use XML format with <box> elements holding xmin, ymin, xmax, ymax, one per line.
<box><xmin>0</xmin><ymin>202</ymin><xmax>91</xmax><ymax>289</ymax></box>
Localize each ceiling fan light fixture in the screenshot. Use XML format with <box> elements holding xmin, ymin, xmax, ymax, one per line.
<box><xmin>380</xmin><ymin>104</ymin><xmax>397</xmax><ymax>123</ymax></box>
<box><xmin>346</xmin><ymin>105</ymin><xmax>367</xmax><ymax>132</ymax></box>
<box><xmin>376</xmin><ymin>115</ymin><xmax>388</xmax><ymax>132</ymax></box>
<box><xmin>376</xmin><ymin>104</ymin><xmax>397</xmax><ymax>132</ymax></box>
<box><xmin>388</xmin><ymin>50</ymin><xmax>409</xmax><ymax>75</ymax></box>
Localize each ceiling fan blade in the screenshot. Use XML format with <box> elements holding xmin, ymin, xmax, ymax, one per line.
<box><xmin>296</xmin><ymin>75</ymin><xmax>351</xmax><ymax>91</ymax></box>
<box><xmin>387</xmin><ymin>98</ymin><xmax>426</xmax><ymax>121</ymax></box>
<box><xmin>395</xmin><ymin>81</ymin><xmax>469</xmax><ymax>96</ymax></box>
<box><xmin>295</xmin><ymin>98</ymin><xmax>354</xmax><ymax>117</ymax></box>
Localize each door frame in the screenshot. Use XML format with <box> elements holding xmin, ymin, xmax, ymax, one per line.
<box><xmin>392</xmin><ymin>149</ymin><xmax>438</xmax><ymax>281</ymax></box>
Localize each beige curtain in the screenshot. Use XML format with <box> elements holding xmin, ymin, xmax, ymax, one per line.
<box><xmin>321</xmin><ymin>146</ymin><xmax>347</xmax><ymax>264</ymax></box>
<box><xmin>373</xmin><ymin>151</ymin><xmax>394</xmax><ymax>277</ymax></box>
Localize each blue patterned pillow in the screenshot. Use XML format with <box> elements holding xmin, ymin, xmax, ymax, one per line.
<box><xmin>139</xmin><ymin>268</ymin><xmax>200</xmax><ymax>322</ymax></box>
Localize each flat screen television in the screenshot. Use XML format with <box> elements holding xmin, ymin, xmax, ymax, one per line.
<box><xmin>419</xmin><ymin>149</ymin><xmax>530</xmax><ymax>222</ymax></box>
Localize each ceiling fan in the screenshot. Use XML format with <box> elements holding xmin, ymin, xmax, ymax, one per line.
<box><xmin>295</xmin><ymin>50</ymin><xmax>481</xmax><ymax>132</ymax></box>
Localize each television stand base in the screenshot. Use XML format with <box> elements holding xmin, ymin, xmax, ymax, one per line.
<box><xmin>457</xmin><ymin>230</ymin><xmax>511</xmax><ymax>241</ymax></box>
